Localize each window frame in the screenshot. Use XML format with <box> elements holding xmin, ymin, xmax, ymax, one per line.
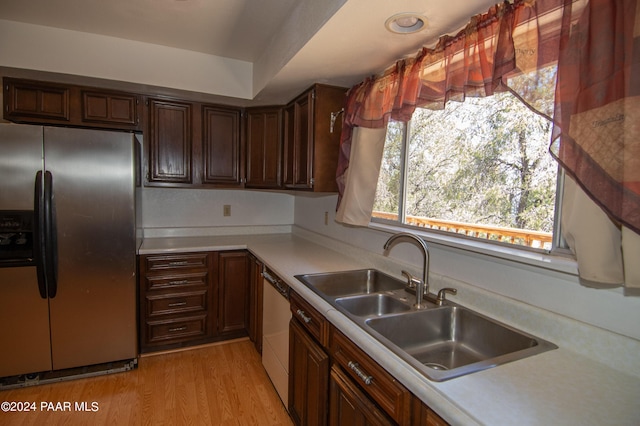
<box><xmin>371</xmin><ymin>107</ymin><xmax>571</xmax><ymax>259</ymax></box>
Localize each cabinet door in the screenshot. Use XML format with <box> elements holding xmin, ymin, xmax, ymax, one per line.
<box><xmin>282</xmin><ymin>103</ymin><xmax>296</xmax><ymax>187</ymax></box>
<box><xmin>81</xmin><ymin>90</ymin><xmax>139</xmax><ymax>128</ymax></box>
<box><xmin>246</xmin><ymin>107</ymin><xmax>282</xmax><ymax>188</ymax></box>
<box><xmin>148</xmin><ymin>98</ymin><xmax>192</xmax><ymax>184</ymax></box>
<box><xmin>218</xmin><ymin>251</ymin><xmax>250</xmax><ymax>336</ymax></box>
<box><xmin>329</xmin><ymin>365</ymin><xmax>394</xmax><ymax>426</ymax></box>
<box><xmin>202</xmin><ymin>105</ymin><xmax>242</xmax><ymax>186</ymax></box>
<box><xmin>4</xmin><ymin>78</ymin><xmax>70</xmax><ymax>122</ymax></box>
<box><xmin>283</xmin><ymin>91</ymin><xmax>313</xmax><ymax>189</ymax></box>
<box><xmin>289</xmin><ymin>318</ymin><xmax>330</xmax><ymax>426</ymax></box>
<box><xmin>412</xmin><ymin>398</ymin><xmax>450</xmax><ymax>426</ymax></box>
<box><xmin>307</xmin><ymin>84</ymin><xmax>346</xmax><ymax>192</ymax></box>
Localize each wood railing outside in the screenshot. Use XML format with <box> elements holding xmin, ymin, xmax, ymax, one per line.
<box><xmin>372</xmin><ymin>211</ymin><xmax>553</xmax><ymax>249</ymax></box>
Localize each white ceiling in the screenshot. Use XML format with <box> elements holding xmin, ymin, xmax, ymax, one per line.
<box><xmin>0</xmin><ymin>0</ymin><xmax>498</xmax><ymax>104</ymax></box>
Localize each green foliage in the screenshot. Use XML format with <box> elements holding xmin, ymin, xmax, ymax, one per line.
<box><xmin>374</xmin><ymin>69</ymin><xmax>558</xmax><ymax>235</ymax></box>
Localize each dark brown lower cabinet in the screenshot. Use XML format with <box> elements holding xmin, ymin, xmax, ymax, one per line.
<box><xmin>330</xmin><ymin>328</ymin><xmax>412</xmax><ymax>425</ymax></box>
<box><xmin>139</xmin><ymin>250</ymin><xmax>250</xmax><ymax>353</ymax></box>
<box><xmin>217</xmin><ymin>251</ymin><xmax>250</xmax><ymax>337</ymax></box>
<box><xmin>287</xmin><ymin>288</ymin><xmax>450</xmax><ymax>426</ymax></box>
<box><xmin>411</xmin><ymin>399</ymin><xmax>450</xmax><ymax>426</ymax></box>
<box><xmin>329</xmin><ymin>365</ymin><xmax>394</xmax><ymax>426</ymax></box>
<box><xmin>138</xmin><ymin>252</ymin><xmax>216</xmax><ymax>352</ymax></box>
<box><xmin>289</xmin><ymin>317</ymin><xmax>330</xmax><ymax>426</ymax></box>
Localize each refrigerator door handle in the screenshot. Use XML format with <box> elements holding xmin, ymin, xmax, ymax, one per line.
<box><xmin>34</xmin><ymin>171</ymin><xmax>48</xmax><ymax>299</ymax></box>
<box><xmin>43</xmin><ymin>170</ymin><xmax>58</xmax><ymax>299</ymax></box>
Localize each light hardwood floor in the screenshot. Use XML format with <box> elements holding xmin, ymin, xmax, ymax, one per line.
<box><xmin>0</xmin><ymin>339</ymin><xmax>293</xmax><ymax>425</ymax></box>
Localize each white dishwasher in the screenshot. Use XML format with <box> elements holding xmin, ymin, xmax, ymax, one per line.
<box><xmin>261</xmin><ymin>267</ymin><xmax>291</xmax><ymax>407</ymax></box>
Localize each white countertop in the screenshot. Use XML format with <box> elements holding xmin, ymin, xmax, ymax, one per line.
<box><xmin>139</xmin><ymin>233</ymin><xmax>640</xmax><ymax>426</ymax></box>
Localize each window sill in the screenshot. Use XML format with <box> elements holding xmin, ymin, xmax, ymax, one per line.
<box><xmin>368</xmin><ymin>221</ymin><xmax>578</xmax><ymax>277</ymax></box>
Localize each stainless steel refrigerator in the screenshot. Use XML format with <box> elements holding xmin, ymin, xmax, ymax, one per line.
<box><xmin>0</xmin><ymin>124</ymin><xmax>137</xmax><ymax>381</ymax></box>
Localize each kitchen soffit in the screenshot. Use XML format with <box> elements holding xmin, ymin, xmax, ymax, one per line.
<box><xmin>0</xmin><ymin>0</ymin><xmax>498</xmax><ymax>104</ymax></box>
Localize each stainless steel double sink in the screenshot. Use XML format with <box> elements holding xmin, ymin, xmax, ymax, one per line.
<box><xmin>295</xmin><ymin>269</ymin><xmax>556</xmax><ymax>381</ymax></box>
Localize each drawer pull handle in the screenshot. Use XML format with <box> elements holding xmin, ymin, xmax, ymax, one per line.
<box><xmin>348</xmin><ymin>361</ymin><xmax>373</xmax><ymax>386</ymax></box>
<box><xmin>169</xmin><ymin>280</ymin><xmax>189</xmax><ymax>285</ymax></box>
<box><xmin>296</xmin><ymin>309</ymin><xmax>312</xmax><ymax>324</ymax></box>
<box><xmin>168</xmin><ymin>301</ymin><xmax>187</xmax><ymax>307</ymax></box>
<box><xmin>168</xmin><ymin>326</ymin><xmax>187</xmax><ymax>332</ymax></box>
<box><xmin>168</xmin><ymin>261</ymin><xmax>188</xmax><ymax>266</ymax></box>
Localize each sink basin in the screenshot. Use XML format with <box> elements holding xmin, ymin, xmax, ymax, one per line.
<box><xmin>295</xmin><ymin>269</ymin><xmax>405</xmax><ymax>297</ymax></box>
<box><xmin>295</xmin><ymin>268</ymin><xmax>556</xmax><ymax>381</ymax></box>
<box><xmin>336</xmin><ymin>294</ymin><xmax>412</xmax><ymax>317</ymax></box>
<box><xmin>365</xmin><ymin>306</ymin><xmax>557</xmax><ymax>381</ymax></box>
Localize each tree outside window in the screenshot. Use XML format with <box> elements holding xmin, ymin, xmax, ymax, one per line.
<box><xmin>373</xmin><ymin>66</ymin><xmax>558</xmax><ymax>250</ymax></box>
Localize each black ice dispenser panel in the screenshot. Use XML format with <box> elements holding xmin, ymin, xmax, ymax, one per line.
<box><xmin>0</xmin><ymin>210</ymin><xmax>35</xmax><ymax>266</ymax></box>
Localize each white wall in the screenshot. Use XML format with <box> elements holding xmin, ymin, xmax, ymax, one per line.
<box><xmin>294</xmin><ymin>194</ymin><xmax>640</xmax><ymax>341</ymax></box>
<box><xmin>0</xmin><ymin>20</ymin><xmax>253</xmax><ymax>99</ymax></box>
<box><xmin>141</xmin><ymin>187</ymin><xmax>294</xmax><ymax>230</ymax></box>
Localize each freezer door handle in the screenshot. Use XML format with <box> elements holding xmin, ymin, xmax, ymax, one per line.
<box><xmin>43</xmin><ymin>171</ymin><xmax>58</xmax><ymax>298</ymax></box>
<box><xmin>34</xmin><ymin>171</ymin><xmax>47</xmax><ymax>299</ymax></box>
<box><xmin>34</xmin><ymin>170</ymin><xmax>58</xmax><ymax>299</ymax></box>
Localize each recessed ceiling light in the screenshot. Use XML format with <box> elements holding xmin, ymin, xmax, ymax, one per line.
<box><xmin>385</xmin><ymin>13</ymin><xmax>427</xmax><ymax>34</ymax></box>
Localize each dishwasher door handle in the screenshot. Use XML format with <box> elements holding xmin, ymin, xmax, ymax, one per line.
<box><xmin>263</xmin><ymin>271</ymin><xmax>289</xmax><ymax>298</ymax></box>
<box><xmin>262</xmin><ymin>271</ymin><xmax>277</xmax><ymax>284</ymax></box>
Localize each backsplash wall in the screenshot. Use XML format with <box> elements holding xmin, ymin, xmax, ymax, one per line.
<box><xmin>141</xmin><ymin>187</ymin><xmax>294</xmax><ymax>230</ymax></box>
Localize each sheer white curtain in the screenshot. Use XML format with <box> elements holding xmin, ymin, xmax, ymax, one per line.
<box><xmin>562</xmin><ymin>176</ymin><xmax>640</xmax><ymax>290</ymax></box>
<box><xmin>335</xmin><ymin>127</ymin><xmax>386</xmax><ymax>226</ymax></box>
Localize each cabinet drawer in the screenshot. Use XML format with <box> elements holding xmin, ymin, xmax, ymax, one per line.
<box><xmin>146</xmin><ymin>315</ymin><xmax>209</xmax><ymax>344</ymax></box>
<box><xmin>330</xmin><ymin>364</ymin><xmax>394</xmax><ymax>425</ymax></box>
<box><xmin>290</xmin><ymin>290</ymin><xmax>329</xmax><ymax>347</ymax></box>
<box><xmin>144</xmin><ymin>253</ymin><xmax>209</xmax><ymax>271</ymax></box>
<box><xmin>330</xmin><ymin>328</ymin><xmax>411</xmax><ymax>425</ymax></box>
<box><xmin>146</xmin><ymin>290</ymin><xmax>208</xmax><ymax>316</ymax></box>
<box><xmin>144</xmin><ymin>271</ymin><xmax>208</xmax><ymax>292</ymax></box>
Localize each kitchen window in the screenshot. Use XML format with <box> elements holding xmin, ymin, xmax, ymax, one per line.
<box><xmin>372</xmin><ymin>66</ymin><xmax>562</xmax><ymax>252</ymax></box>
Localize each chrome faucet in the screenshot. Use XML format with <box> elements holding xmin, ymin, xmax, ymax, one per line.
<box><xmin>402</xmin><ymin>270</ymin><xmax>426</xmax><ymax>309</ymax></box>
<box><xmin>383</xmin><ymin>232</ymin><xmax>430</xmax><ymax>309</ymax></box>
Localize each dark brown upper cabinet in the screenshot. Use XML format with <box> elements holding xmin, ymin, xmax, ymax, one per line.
<box><xmin>283</xmin><ymin>84</ymin><xmax>347</xmax><ymax>192</ymax></box>
<box><xmin>4</xmin><ymin>76</ymin><xmax>346</xmax><ymax>194</ymax></box>
<box><xmin>145</xmin><ymin>97</ymin><xmax>243</xmax><ymax>188</ymax></box>
<box><xmin>245</xmin><ymin>106</ymin><xmax>283</xmax><ymax>189</ymax></box>
<box><xmin>81</xmin><ymin>90</ymin><xmax>139</xmax><ymax>128</ymax></box>
<box><xmin>202</xmin><ymin>105</ymin><xmax>243</xmax><ymax>187</ymax></box>
<box><xmin>3</xmin><ymin>77</ymin><xmax>142</xmax><ymax>131</ymax></box>
<box><xmin>147</xmin><ymin>98</ymin><xmax>193</xmax><ymax>184</ymax></box>
<box><xmin>4</xmin><ymin>78</ymin><xmax>70</xmax><ymax>123</ymax></box>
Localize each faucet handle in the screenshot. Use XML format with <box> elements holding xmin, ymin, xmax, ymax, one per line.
<box><xmin>401</xmin><ymin>270</ymin><xmax>420</xmax><ymax>289</ymax></box>
<box><xmin>436</xmin><ymin>288</ymin><xmax>457</xmax><ymax>306</ymax></box>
